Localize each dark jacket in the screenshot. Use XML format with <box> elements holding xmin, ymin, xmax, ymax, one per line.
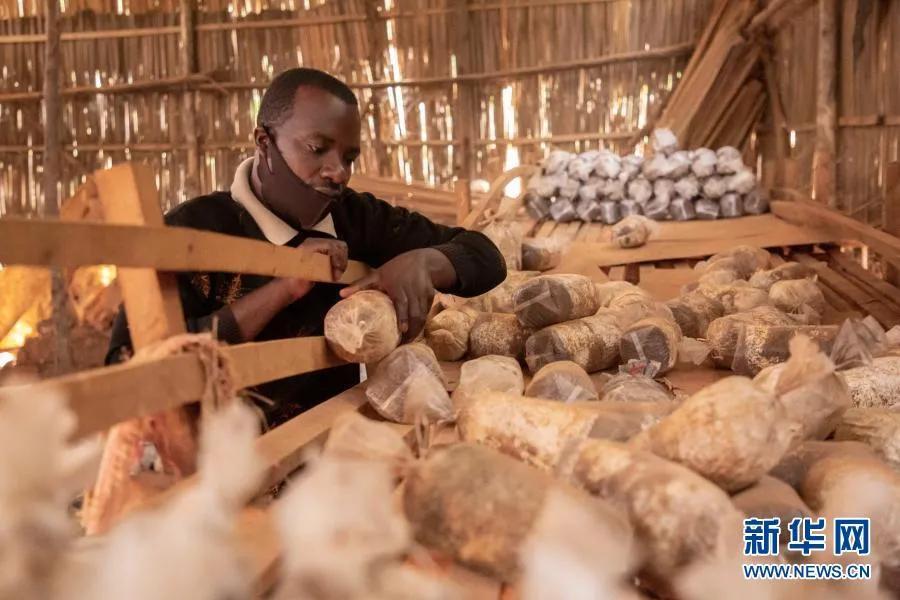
<box><xmin>106</xmin><ymin>188</ymin><xmax>506</xmax><ymax>424</ymax></box>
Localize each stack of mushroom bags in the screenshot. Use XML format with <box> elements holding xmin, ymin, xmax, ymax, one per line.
<box><xmin>523</xmin><ymin>128</ymin><xmax>768</xmax><ymax>225</ymax></box>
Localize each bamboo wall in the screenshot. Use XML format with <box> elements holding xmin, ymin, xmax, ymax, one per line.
<box><xmin>760</xmin><ymin>0</ymin><xmax>900</xmax><ymax>227</ymax></box>
<box><xmin>0</xmin><ymin>0</ymin><xmax>711</xmax><ymax>217</ymax></box>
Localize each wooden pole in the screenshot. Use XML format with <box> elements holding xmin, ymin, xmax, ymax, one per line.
<box><xmin>812</xmin><ymin>0</ymin><xmax>838</xmax><ymax>207</ymax></box>
<box><xmin>885</xmin><ymin>162</ymin><xmax>900</xmax><ymax>286</ymax></box>
<box><xmin>452</xmin><ymin>0</ymin><xmax>477</xmax><ymax>182</ymax></box>
<box><xmin>761</xmin><ymin>46</ymin><xmax>789</xmax><ymax>186</ymax></box>
<box><xmin>180</xmin><ymin>0</ymin><xmax>201</xmax><ymax>200</ymax></box>
<box><xmin>363</xmin><ymin>0</ymin><xmax>390</xmax><ymax>177</ymax></box>
<box><xmin>43</xmin><ymin>0</ymin><xmax>73</xmax><ymax>377</ymax></box>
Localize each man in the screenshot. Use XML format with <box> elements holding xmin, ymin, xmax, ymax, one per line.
<box><xmin>107</xmin><ymin>67</ymin><xmax>506</xmax><ymax>424</ymax></box>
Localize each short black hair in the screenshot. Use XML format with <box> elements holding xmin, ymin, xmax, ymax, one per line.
<box><xmin>256</xmin><ymin>68</ymin><xmax>358</xmax><ymax>129</ymax></box>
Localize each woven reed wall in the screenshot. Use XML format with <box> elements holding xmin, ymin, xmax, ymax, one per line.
<box><xmin>759</xmin><ymin>0</ymin><xmax>900</xmax><ymax>227</ymax></box>
<box><xmin>0</xmin><ymin>0</ymin><xmax>711</xmax><ymax>217</ymax></box>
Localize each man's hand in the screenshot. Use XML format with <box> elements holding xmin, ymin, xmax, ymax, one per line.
<box><xmin>300</xmin><ymin>237</ymin><xmax>349</xmax><ymax>283</ymax></box>
<box><xmin>340</xmin><ymin>248</ymin><xmax>456</xmax><ymax>342</ymax></box>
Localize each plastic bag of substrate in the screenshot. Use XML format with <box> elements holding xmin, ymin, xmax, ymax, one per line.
<box><xmin>601</xmin><ymin>372</ymin><xmax>673</xmax><ymax>404</ymax></box>
<box><xmin>653</xmin><ymin>179</ymin><xmax>675</xmax><ymax>203</ymax></box>
<box><xmin>594</xmin><ymin>152</ymin><xmax>622</xmax><ymax>179</ymax></box>
<box><xmin>567</xmin><ymin>155</ymin><xmax>595</xmax><ymax>182</ymax></box>
<box><xmin>701</xmin><ymin>176</ymin><xmax>727</xmax><ymax>200</ymax></box>
<box><xmin>618</xmin><ymin>154</ymin><xmax>644</xmax><ymax>182</ymax></box>
<box><xmin>768</xmin><ymin>279</ymin><xmax>826</xmax><ymax>319</ymax></box>
<box><xmin>523</xmin><ymin>191</ymin><xmax>551</xmax><ymax>220</ymax></box>
<box><xmin>577</xmin><ymin>180</ymin><xmax>601</xmax><ymax>203</ymax></box>
<box><xmin>674</xmin><ymin>174</ymin><xmax>700</xmax><ymax>200</ymax></box>
<box><xmin>727</xmin><ymin>170</ymin><xmax>757</xmax><ymax>195</ymax></box>
<box><xmin>828</xmin><ymin>316</ymin><xmax>887</xmax><ymax>370</ymax></box>
<box><xmin>730</xmin><ymin>323</ymin><xmax>839</xmax><ymax>377</ymax></box>
<box><xmin>533</xmin><ymin>172</ymin><xmax>567</xmax><ymax>198</ymax></box>
<box><xmin>694</xmin><ymin>198</ymin><xmax>721</xmax><ymax>220</ymax></box>
<box><xmin>618</xmin><ymin>199</ymin><xmax>643</xmax><ymax>218</ymax></box>
<box><xmin>651</xmin><ymin>128</ymin><xmax>679</xmax><ymax>156</ymax></box>
<box><xmin>559</xmin><ymin>177</ymin><xmax>581</xmax><ymax>201</ymax></box>
<box><xmin>325</xmin><ymin>290</ymin><xmax>401</xmax><ymax>363</ymax></box>
<box><xmin>424</xmin><ymin>306</ymin><xmax>480</xmax><ymax>362</ymax></box>
<box><xmin>522</xmin><ymin>237</ymin><xmax>564</xmax><ymax>272</ymax></box>
<box><xmin>627</xmin><ymin>177</ymin><xmax>653</xmax><ymax>205</ymax></box>
<box><xmin>543</xmin><ymin>150</ymin><xmax>573</xmax><ymax>175</ymax></box>
<box><xmin>665</xmin><ymin>293</ymin><xmax>725</xmax><ymax>339</ymax></box>
<box><xmin>525</xmin><ymin>361</ymin><xmax>599</xmax><ymax>403</ymax></box>
<box><xmin>690</xmin><ymin>148</ymin><xmax>717</xmax><ymax>178</ymax></box>
<box><xmin>468</xmin><ymin>313</ymin><xmax>531</xmax><ymax>360</ymax></box>
<box><xmin>599</xmin><ymin>178</ymin><xmax>626</xmax><ymax>202</ymax></box>
<box><xmin>524</xmin><ymin>313</ymin><xmax>622</xmax><ymax>374</ymax></box>
<box><xmin>483</xmin><ymin>220</ymin><xmax>523</xmax><ymax>271</ymax></box>
<box><xmin>742</xmin><ymin>189</ymin><xmax>770</xmax><ymax>215</ymax></box>
<box><xmin>549</xmin><ymin>197</ymin><xmax>578</xmax><ymax>223</ymax></box>
<box><xmin>642</xmin><ymin>155</ymin><xmax>675</xmax><ymax>181</ymax></box>
<box><xmin>644</xmin><ymin>196</ymin><xmax>671</xmax><ymax>221</ymax></box>
<box><xmin>365</xmin><ymin>343</ymin><xmax>453</xmax><ymax>424</ymax></box>
<box><xmin>719</xmin><ymin>192</ymin><xmax>743</xmax><ymax>218</ymax></box>
<box><xmin>619</xmin><ymin>316</ymin><xmax>682</xmax><ymax>375</ymax></box>
<box><xmin>513</xmin><ymin>274</ymin><xmax>600</xmax><ymax>330</ymax></box>
<box><xmin>611</xmin><ymin>215</ymin><xmax>660</xmax><ymax>249</ymax></box>
<box><xmin>452</xmin><ymin>355</ymin><xmax>524</xmax><ymax>409</ymax></box>
<box><xmin>668</xmin><ymin>150</ymin><xmax>692</xmax><ymax>179</ymax></box>
<box><xmin>597</xmin><ymin>200</ymin><xmax>621</xmax><ymax>225</ymax></box>
<box><xmin>576</xmin><ymin>198</ymin><xmax>605</xmax><ymax>223</ymax></box>
<box><xmin>748</xmin><ymin>262</ymin><xmax>814</xmax><ymax>291</ymax></box>
<box><xmin>669</xmin><ymin>196</ymin><xmax>696</xmax><ymax>221</ymax></box>
<box><xmin>716</xmin><ymin>146</ymin><xmax>744</xmax><ymax>175</ymax></box>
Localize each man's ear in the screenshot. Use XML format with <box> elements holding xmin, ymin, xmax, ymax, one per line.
<box><xmin>253</xmin><ymin>127</ymin><xmax>269</xmax><ymax>152</ymax></box>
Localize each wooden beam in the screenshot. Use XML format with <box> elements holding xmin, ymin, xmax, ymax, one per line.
<box><xmin>761</xmin><ymin>48</ymin><xmax>789</xmax><ymax>185</ymax></box>
<box><xmin>0</xmin><ymin>337</ymin><xmax>345</xmax><ymax>440</ymax></box>
<box><xmin>571</xmin><ymin>213</ymin><xmax>834</xmax><ymax>267</ymax></box>
<box><xmin>0</xmin><ymin>218</ymin><xmax>369</xmax><ymax>285</ymax></box>
<box><xmin>794</xmin><ymin>254</ymin><xmax>900</xmax><ymax>327</ymax></box>
<box><xmin>770</xmin><ymin>199</ymin><xmax>900</xmax><ymax>268</ymax></box>
<box><xmin>179</xmin><ymin>0</ymin><xmax>201</xmax><ymax>200</ymax></box>
<box><xmin>95</xmin><ymin>164</ymin><xmax>187</xmax><ymax>349</ymax></box>
<box><xmin>812</xmin><ymin>0</ymin><xmax>838</xmax><ymax>207</ymax></box>
<box><xmin>825</xmin><ymin>249</ymin><xmax>900</xmax><ymax>314</ymax></box>
<box><xmin>42</xmin><ymin>0</ymin><xmax>73</xmax><ymax>376</ymax></box>
<box><xmin>885</xmin><ymin>162</ymin><xmax>900</xmax><ymax>286</ymax></box>
<box><xmin>452</xmin><ymin>0</ymin><xmax>477</xmax><ymax>181</ymax></box>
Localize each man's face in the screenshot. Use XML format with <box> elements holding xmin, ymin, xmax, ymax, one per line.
<box><xmin>257</xmin><ymin>85</ymin><xmax>362</xmax><ymax>198</ymax></box>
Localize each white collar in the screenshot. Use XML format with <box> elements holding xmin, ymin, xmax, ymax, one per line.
<box><xmin>230</xmin><ymin>157</ymin><xmax>337</xmax><ymax>244</ymax></box>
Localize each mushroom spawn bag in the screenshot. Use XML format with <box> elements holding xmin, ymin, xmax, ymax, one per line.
<box><xmin>601</xmin><ymin>372</ymin><xmax>674</xmax><ymax>404</ymax></box>
<box><xmin>513</xmin><ymin>274</ymin><xmax>600</xmax><ymax>330</ymax></box>
<box><xmin>364</xmin><ymin>343</ymin><xmax>453</xmax><ymax>424</ymax></box>
<box><xmin>482</xmin><ymin>220</ymin><xmax>523</xmax><ymax>271</ymax></box>
<box><xmin>469</xmin><ymin>312</ymin><xmax>532</xmax><ymax>360</ymax></box>
<box><xmin>619</xmin><ymin>316</ymin><xmax>683</xmax><ymax>375</ymax></box>
<box><xmin>424</xmin><ymin>306</ymin><xmax>480</xmax><ymax>361</ymax></box>
<box><xmin>521</xmin><ymin>237</ymin><xmax>563</xmax><ymax>272</ymax></box>
<box><xmin>524</xmin><ymin>312</ymin><xmax>622</xmax><ymax>374</ymax></box>
<box><xmin>324</xmin><ymin>290</ymin><xmax>401</xmax><ymax>363</ymax></box>
<box><xmin>452</xmin><ymin>355</ymin><xmax>525</xmax><ymax>409</ymax></box>
<box><xmin>611</xmin><ymin>215</ymin><xmax>659</xmax><ymax>249</ymax></box>
<box><xmin>525</xmin><ymin>361</ymin><xmax>599</xmax><ymax>403</ymax></box>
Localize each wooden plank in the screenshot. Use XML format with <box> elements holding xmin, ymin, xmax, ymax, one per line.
<box><xmin>794</xmin><ymin>254</ymin><xmax>900</xmax><ymax>328</ymax></box>
<box><xmin>569</xmin><ymin>214</ymin><xmax>834</xmax><ymax>267</ymax></box>
<box><xmin>638</xmin><ymin>268</ymin><xmax>699</xmax><ymax>301</ymax></box>
<box><xmin>812</xmin><ymin>0</ymin><xmax>838</xmax><ymax>207</ymax></box>
<box><xmin>771</xmin><ymin>199</ymin><xmax>900</xmax><ymax>268</ymax></box>
<box><xmin>0</xmin><ymin>337</ymin><xmax>346</xmax><ymax>439</ymax></box>
<box><xmin>534</xmin><ymin>220</ymin><xmax>558</xmax><ymax>239</ymax></box>
<box><xmin>0</xmin><ymin>218</ymin><xmax>369</xmax><ymax>285</ymax></box>
<box><xmin>95</xmin><ymin>163</ymin><xmax>186</xmax><ymax>349</ymax></box>
<box><xmin>885</xmin><ymin>162</ymin><xmax>900</xmax><ymax>286</ymax></box>
<box><xmin>825</xmin><ymin>250</ymin><xmax>900</xmax><ymax>313</ymax></box>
